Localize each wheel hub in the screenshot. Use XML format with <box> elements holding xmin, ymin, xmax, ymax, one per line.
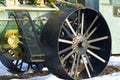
<box><xmin>72</xmin><ymin>34</ymin><xmax>88</xmax><ymax>54</ymax></box>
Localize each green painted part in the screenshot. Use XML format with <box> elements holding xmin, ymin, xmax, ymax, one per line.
<box><xmin>0</xmin><ymin>11</ymin><xmax>8</xmax><ymax>34</ymax></box>
<box><xmin>0</xmin><ymin>11</ymin><xmax>18</xmax><ymax>38</ymax></box>
<box><xmin>100</xmin><ymin>0</ymin><xmax>120</xmax><ymax>54</ymax></box>
<box><xmin>0</xmin><ymin>10</ymin><xmax>53</xmax><ymax>39</ymax></box>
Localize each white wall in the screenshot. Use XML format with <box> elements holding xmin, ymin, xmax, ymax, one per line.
<box><xmin>100</xmin><ymin>0</ymin><xmax>120</xmax><ymax>54</ymax></box>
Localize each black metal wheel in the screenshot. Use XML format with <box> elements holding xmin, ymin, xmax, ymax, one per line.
<box><xmin>41</xmin><ymin>8</ymin><xmax>111</xmax><ymax>80</ymax></box>
<box><xmin>0</xmin><ymin>48</ymin><xmax>43</xmax><ymax>72</ymax></box>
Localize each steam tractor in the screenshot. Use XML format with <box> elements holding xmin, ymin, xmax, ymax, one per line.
<box><xmin>0</xmin><ymin>0</ymin><xmax>111</xmax><ymax>80</ymax></box>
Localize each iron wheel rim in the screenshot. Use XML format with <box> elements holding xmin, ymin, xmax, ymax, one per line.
<box><xmin>41</xmin><ymin>8</ymin><xmax>111</xmax><ymax>80</ymax></box>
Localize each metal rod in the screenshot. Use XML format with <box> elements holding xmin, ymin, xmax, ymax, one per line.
<box><xmin>59</xmin><ymin>46</ymin><xmax>72</xmax><ymax>55</ymax></box>
<box><xmin>59</xmin><ymin>39</ymin><xmax>73</xmax><ymax>44</ymax></box>
<box><xmin>74</xmin><ymin>54</ymin><xmax>80</xmax><ymax>79</ymax></box>
<box><xmin>88</xmin><ymin>45</ymin><xmax>101</xmax><ymax>50</ymax></box>
<box><xmin>59</xmin><ymin>0</ymin><xmax>84</xmax><ymax>8</ymax></box>
<box><xmin>81</xmin><ymin>13</ymin><xmax>84</xmax><ymax>35</ymax></box>
<box><xmin>61</xmin><ymin>50</ymin><xmax>75</xmax><ymax>63</ymax></box>
<box><xmin>87</xmin><ymin>49</ymin><xmax>106</xmax><ymax>63</ymax></box>
<box><xmin>84</xmin><ymin>15</ymin><xmax>99</xmax><ymax>36</ymax></box>
<box><xmin>0</xmin><ymin>7</ymin><xmax>58</xmax><ymax>11</ymax></box>
<box><xmin>70</xmin><ymin>53</ymin><xmax>77</xmax><ymax>76</ymax></box>
<box><xmin>84</xmin><ymin>53</ymin><xmax>94</xmax><ymax>71</ymax></box>
<box><xmin>65</xmin><ymin>19</ymin><xmax>77</xmax><ymax>36</ymax></box>
<box><xmin>88</xmin><ymin>36</ymin><xmax>108</xmax><ymax>43</ymax></box>
<box><xmin>87</xmin><ymin>27</ymin><xmax>97</xmax><ymax>39</ymax></box>
<box><xmin>63</xmin><ymin>26</ymin><xmax>74</xmax><ymax>39</ymax></box>
<box><xmin>77</xmin><ymin>10</ymin><xmax>81</xmax><ymax>33</ymax></box>
<box><xmin>82</xmin><ymin>55</ymin><xmax>91</xmax><ymax>78</ymax></box>
<box><xmin>50</xmin><ymin>2</ymin><xmax>59</xmax><ymax>10</ymax></box>
<box><xmin>15</xmin><ymin>60</ymin><xmax>19</xmax><ymax>66</ymax></box>
<box><xmin>0</xmin><ymin>18</ymin><xmax>48</xmax><ymax>21</ymax></box>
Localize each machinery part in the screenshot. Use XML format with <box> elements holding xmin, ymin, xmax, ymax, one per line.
<box><xmin>41</xmin><ymin>8</ymin><xmax>111</xmax><ymax>79</ymax></box>
<box><xmin>0</xmin><ymin>40</ymin><xmax>44</xmax><ymax>72</ymax></box>
<box><xmin>34</xmin><ymin>0</ymin><xmax>45</xmax><ymax>6</ymax></box>
<box><xmin>0</xmin><ymin>40</ymin><xmax>43</xmax><ymax>72</ymax></box>
<box><xmin>5</xmin><ymin>30</ymin><xmax>21</xmax><ymax>49</ymax></box>
<box><xmin>0</xmin><ymin>11</ymin><xmax>44</xmax><ymax>72</ymax></box>
<box><xmin>0</xmin><ymin>51</ymin><xmax>43</xmax><ymax>72</ymax></box>
<box><xmin>12</xmin><ymin>10</ymin><xmax>44</xmax><ymax>62</ymax></box>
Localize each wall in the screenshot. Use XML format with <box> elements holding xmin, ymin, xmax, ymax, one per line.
<box><xmin>100</xmin><ymin>0</ymin><xmax>120</xmax><ymax>54</ymax></box>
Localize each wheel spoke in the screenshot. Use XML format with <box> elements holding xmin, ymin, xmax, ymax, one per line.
<box><xmin>74</xmin><ymin>54</ymin><xmax>81</xmax><ymax>79</ymax></box>
<box><xmin>59</xmin><ymin>39</ymin><xmax>73</xmax><ymax>44</ymax></box>
<box><xmin>61</xmin><ymin>50</ymin><xmax>75</xmax><ymax>64</ymax></box>
<box><xmin>82</xmin><ymin>55</ymin><xmax>91</xmax><ymax>78</ymax></box>
<box><xmin>73</xmin><ymin>17</ymin><xmax>78</xmax><ymax>25</ymax></box>
<box><xmin>87</xmin><ymin>49</ymin><xmax>106</xmax><ymax>63</ymax></box>
<box><xmin>27</xmin><ymin>64</ymin><xmax>31</xmax><ymax>70</ymax></box>
<box><xmin>27</xmin><ymin>64</ymin><xmax>30</xmax><ymax>70</ymax></box>
<box><xmin>63</xmin><ymin>26</ymin><xmax>73</xmax><ymax>39</ymax></box>
<box><xmin>17</xmin><ymin>60</ymin><xmax>22</xmax><ymax>66</ymax></box>
<box><xmin>30</xmin><ymin>64</ymin><xmax>33</xmax><ymax>69</ymax></box>
<box><xmin>88</xmin><ymin>36</ymin><xmax>108</xmax><ymax>43</ymax></box>
<box><xmin>59</xmin><ymin>46</ymin><xmax>73</xmax><ymax>55</ymax></box>
<box><xmin>88</xmin><ymin>45</ymin><xmax>101</xmax><ymax>50</ymax></box>
<box><xmin>76</xmin><ymin>10</ymin><xmax>81</xmax><ymax>33</ymax></box>
<box><xmin>84</xmin><ymin>15</ymin><xmax>99</xmax><ymax>36</ymax></box>
<box><xmin>15</xmin><ymin>60</ymin><xmax>19</xmax><ymax>66</ymax></box>
<box><xmin>19</xmin><ymin>60</ymin><xmax>24</xmax><ymax>70</ymax></box>
<box><xmin>77</xmin><ymin>23</ymin><xmax>81</xmax><ymax>33</ymax></box>
<box><xmin>70</xmin><ymin>53</ymin><xmax>77</xmax><ymax>76</ymax></box>
<box><xmin>65</xmin><ymin>19</ymin><xmax>77</xmax><ymax>36</ymax></box>
<box><xmin>84</xmin><ymin>53</ymin><xmax>94</xmax><ymax>71</ymax></box>
<box><xmin>87</xmin><ymin>27</ymin><xmax>97</xmax><ymax>39</ymax></box>
<box><xmin>81</xmin><ymin>13</ymin><xmax>84</xmax><ymax>35</ymax></box>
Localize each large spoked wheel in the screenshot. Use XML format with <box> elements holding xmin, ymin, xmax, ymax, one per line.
<box><xmin>41</xmin><ymin>8</ymin><xmax>111</xmax><ymax>80</ymax></box>
<box><xmin>0</xmin><ymin>48</ymin><xmax>43</xmax><ymax>72</ymax></box>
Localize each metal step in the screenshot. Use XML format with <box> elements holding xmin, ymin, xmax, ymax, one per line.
<box><xmin>31</xmin><ymin>54</ymin><xmax>46</xmax><ymax>57</ymax></box>
<box><xmin>31</xmin><ymin>60</ymin><xmax>45</xmax><ymax>63</ymax></box>
<box><xmin>31</xmin><ymin>54</ymin><xmax>45</xmax><ymax>62</ymax></box>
